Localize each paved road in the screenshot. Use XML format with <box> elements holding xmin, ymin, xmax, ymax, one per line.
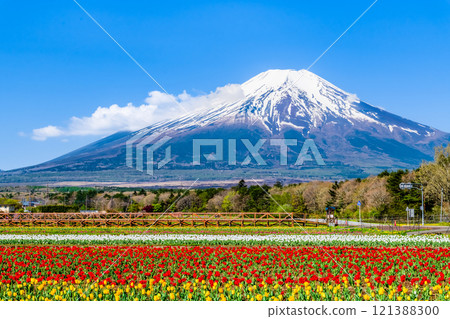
<box><xmin>407</xmin><ymin>226</ymin><xmax>450</xmax><ymax>236</ymax></box>
<box><xmin>306</xmin><ymin>219</ymin><xmax>381</xmax><ymax>227</ymax></box>
<box><xmin>306</xmin><ymin>218</ymin><xmax>450</xmax><ymax>234</ymax></box>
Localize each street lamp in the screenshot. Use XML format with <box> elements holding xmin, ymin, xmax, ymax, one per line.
<box><xmin>399</xmin><ymin>183</ymin><xmax>424</xmax><ymax>226</ymax></box>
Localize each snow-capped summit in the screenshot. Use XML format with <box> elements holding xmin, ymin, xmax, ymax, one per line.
<box><xmin>241</xmin><ymin>69</ymin><xmax>345</xmax><ymax>98</ymax></box>
<box><xmin>10</xmin><ymin>69</ymin><xmax>450</xmax><ymax>183</ymax></box>
<box><xmin>241</xmin><ymin>69</ymin><xmax>303</xmax><ymax>93</ymax></box>
<box><xmin>239</xmin><ymin>69</ymin><xmax>374</xmax><ymax>131</ymax></box>
<box><xmin>149</xmin><ymin>69</ymin><xmax>436</xmax><ymax>139</ymax></box>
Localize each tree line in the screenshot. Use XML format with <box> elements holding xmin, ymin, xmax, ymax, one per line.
<box><xmin>1</xmin><ymin>145</ymin><xmax>449</xmax><ymax>220</ymax></box>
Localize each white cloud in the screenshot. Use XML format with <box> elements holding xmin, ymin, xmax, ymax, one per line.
<box><xmin>67</xmin><ymin>103</ymin><xmax>159</xmax><ymax>136</ymax></box>
<box><xmin>346</xmin><ymin>93</ymin><xmax>359</xmax><ymax>104</ymax></box>
<box><xmin>31</xmin><ymin>84</ymin><xmax>244</xmax><ymax>141</ymax></box>
<box><xmin>32</xmin><ymin>126</ymin><xmax>64</xmax><ymax>141</ymax></box>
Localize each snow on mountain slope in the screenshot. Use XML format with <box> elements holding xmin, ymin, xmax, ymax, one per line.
<box><xmin>131</xmin><ymin>69</ymin><xmax>437</xmax><ymax>140</ymax></box>
<box><xmin>8</xmin><ymin>68</ymin><xmax>449</xmax><ymax>182</ymax></box>
<box><xmin>240</xmin><ymin>69</ymin><xmax>379</xmax><ymax>130</ymax></box>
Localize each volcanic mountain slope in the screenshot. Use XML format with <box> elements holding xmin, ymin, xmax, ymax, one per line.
<box><xmin>7</xmin><ymin>69</ymin><xmax>449</xmax><ymax>183</ymax></box>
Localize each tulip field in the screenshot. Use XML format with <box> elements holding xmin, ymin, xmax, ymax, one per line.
<box><xmin>0</xmin><ymin>233</ymin><xmax>450</xmax><ymax>247</ymax></box>
<box><xmin>1</xmin><ymin>240</ymin><xmax>450</xmax><ymax>301</ymax></box>
<box><xmin>0</xmin><ymin>225</ymin><xmax>393</xmax><ymax>235</ymax></box>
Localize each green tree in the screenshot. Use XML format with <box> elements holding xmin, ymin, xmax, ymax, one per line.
<box><xmin>326</xmin><ymin>181</ymin><xmax>340</xmax><ymax>209</ymax></box>
<box><xmin>127</xmin><ymin>201</ymin><xmax>140</xmax><ymax>212</ymax></box>
<box><xmin>247</xmin><ymin>185</ymin><xmax>270</xmax><ymax>212</ymax></box>
<box><xmin>274</xmin><ymin>181</ymin><xmax>283</xmax><ymax>189</ymax></box>
<box><xmin>153</xmin><ymin>203</ymin><xmax>163</xmax><ymax>212</ymax></box>
<box><xmin>233</xmin><ymin>179</ymin><xmax>248</xmax><ymax>196</ymax></box>
<box><xmin>221</xmin><ymin>192</ymin><xmax>234</xmax><ymax>212</ymax></box>
<box><xmin>292</xmin><ymin>193</ymin><xmax>308</xmax><ymax>217</ymax></box>
<box><xmin>386</xmin><ymin>170</ymin><xmax>408</xmax><ymax>211</ymax></box>
<box><xmin>418</xmin><ymin>144</ymin><xmax>450</xmax><ymax>207</ymax></box>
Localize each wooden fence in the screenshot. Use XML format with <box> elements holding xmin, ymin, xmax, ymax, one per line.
<box><xmin>0</xmin><ymin>212</ymin><xmax>326</xmax><ymax>227</ymax></box>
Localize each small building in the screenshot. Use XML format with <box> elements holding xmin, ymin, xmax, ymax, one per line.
<box><xmin>0</xmin><ymin>205</ymin><xmax>15</xmax><ymax>213</ymax></box>
<box><xmin>21</xmin><ymin>200</ymin><xmax>42</xmax><ymax>208</ymax></box>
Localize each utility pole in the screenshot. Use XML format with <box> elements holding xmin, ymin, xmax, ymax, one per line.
<box><xmin>421</xmin><ymin>185</ymin><xmax>424</xmax><ymax>227</ymax></box>
<box><xmin>28</xmin><ymin>187</ymin><xmax>31</xmax><ymax>213</ymax></box>
<box><xmin>406</xmin><ymin>207</ymin><xmax>409</xmax><ymax>226</ymax></box>
<box><xmin>357</xmin><ymin>201</ymin><xmax>362</xmax><ymax>228</ymax></box>
<box><xmin>359</xmin><ymin>205</ymin><xmax>361</xmax><ymax>226</ymax></box>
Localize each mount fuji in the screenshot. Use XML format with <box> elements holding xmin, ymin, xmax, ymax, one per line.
<box><xmin>4</xmin><ymin>69</ymin><xmax>449</xmax><ymax>185</ymax></box>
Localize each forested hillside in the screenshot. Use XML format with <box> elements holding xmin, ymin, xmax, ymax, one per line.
<box><xmin>2</xmin><ymin>145</ymin><xmax>448</xmax><ymax>220</ymax></box>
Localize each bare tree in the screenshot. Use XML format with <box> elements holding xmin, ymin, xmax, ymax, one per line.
<box><xmin>207</xmin><ymin>191</ymin><xmax>227</xmax><ymax>212</ymax></box>
<box><xmin>176</xmin><ymin>193</ymin><xmax>202</xmax><ymax>211</ymax></box>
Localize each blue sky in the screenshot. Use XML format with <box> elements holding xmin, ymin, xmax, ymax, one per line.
<box><xmin>1</xmin><ymin>0</ymin><xmax>449</xmax><ymax>170</ymax></box>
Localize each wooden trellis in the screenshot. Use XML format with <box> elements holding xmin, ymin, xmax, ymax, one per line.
<box><xmin>0</xmin><ymin>212</ymin><xmax>326</xmax><ymax>227</ymax></box>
